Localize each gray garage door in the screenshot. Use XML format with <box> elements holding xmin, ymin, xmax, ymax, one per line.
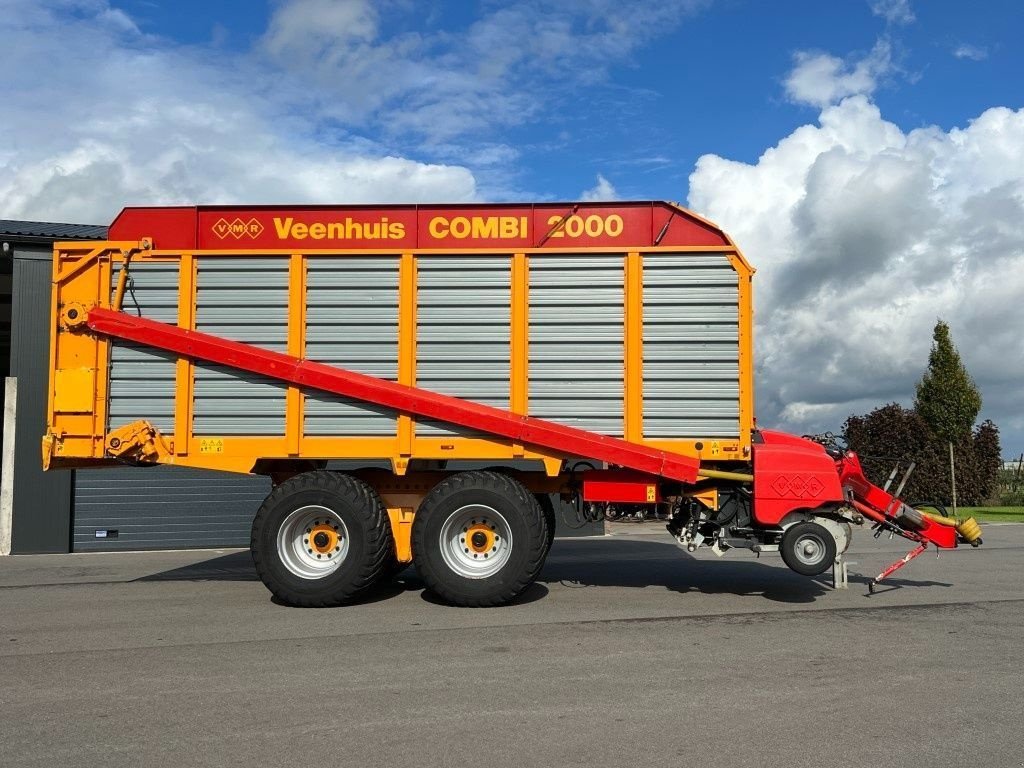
<box><xmin>73</xmin><ymin>466</ymin><xmax>271</xmax><ymax>551</ymax></box>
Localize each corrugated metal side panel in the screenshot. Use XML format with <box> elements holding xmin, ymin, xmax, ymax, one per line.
<box><xmin>107</xmin><ymin>263</ymin><xmax>179</xmax><ymax>434</ymax></box>
<box><xmin>529</xmin><ymin>254</ymin><xmax>624</xmax><ymax>436</ymax></box>
<box><xmin>193</xmin><ymin>259</ymin><xmax>288</xmax><ymax>435</ymax></box>
<box><xmin>642</xmin><ymin>253</ymin><xmax>740</xmax><ymax>438</ymax></box>
<box><xmin>72</xmin><ymin>466</ymin><xmax>270</xmax><ymax>551</ymax></box>
<box><xmin>304</xmin><ymin>257</ymin><xmax>400</xmax><ymax>436</ymax></box>
<box><xmin>416</xmin><ymin>256</ymin><xmax>511</xmax><ymax>437</ymax></box>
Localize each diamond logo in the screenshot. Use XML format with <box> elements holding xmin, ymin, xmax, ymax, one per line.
<box><xmin>212</xmin><ymin>216</ymin><xmax>264</xmax><ymax>239</ymax></box>
<box><xmin>212</xmin><ymin>218</ymin><xmax>231</xmax><ymax>239</ymax></box>
<box><xmin>806</xmin><ymin>477</ymin><xmax>824</xmax><ymax>497</ymax></box>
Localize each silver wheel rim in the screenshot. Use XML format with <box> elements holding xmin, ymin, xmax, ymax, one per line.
<box><xmin>277</xmin><ymin>505</ymin><xmax>350</xmax><ymax>580</ymax></box>
<box><xmin>439</xmin><ymin>504</ymin><xmax>512</xmax><ymax>579</ymax></box>
<box><xmin>794</xmin><ymin>531</ymin><xmax>827</xmax><ymax>567</ymax></box>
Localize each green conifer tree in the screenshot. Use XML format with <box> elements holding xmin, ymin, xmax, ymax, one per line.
<box><xmin>913</xmin><ymin>320</ymin><xmax>982</xmax><ymax>442</ymax></box>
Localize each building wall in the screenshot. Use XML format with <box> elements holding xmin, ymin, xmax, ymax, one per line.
<box><xmin>10</xmin><ymin>247</ymin><xmax>72</xmax><ymax>553</ymax></box>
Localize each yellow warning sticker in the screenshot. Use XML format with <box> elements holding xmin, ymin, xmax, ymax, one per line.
<box><xmin>200</xmin><ymin>439</ymin><xmax>224</xmax><ymax>454</ymax></box>
<box><xmin>710</xmin><ymin>441</ymin><xmax>721</xmax><ymax>457</ymax></box>
<box><xmin>646</xmin><ymin>485</ymin><xmax>657</xmax><ymax>502</ymax></box>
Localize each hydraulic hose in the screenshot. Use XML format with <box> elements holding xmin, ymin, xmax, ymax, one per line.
<box><xmin>696</xmin><ymin>468</ymin><xmax>754</xmax><ymax>483</ymax></box>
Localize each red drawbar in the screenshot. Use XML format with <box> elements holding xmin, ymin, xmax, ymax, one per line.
<box><xmin>751</xmin><ymin>430</ymin><xmax>845</xmax><ymax>525</ymax></box>
<box><xmin>837</xmin><ymin>452</ymin><xmax>957</xmax><ymax>548</ymax></box>
<box><xmin>85</xmin><ymin>307</ymin><xmax>701</xmax><ymax>484</ymax></box>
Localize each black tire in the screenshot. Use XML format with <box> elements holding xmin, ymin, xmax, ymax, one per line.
<box><xmin>535</xmin><ymin>493</ymin><xmax>557</xmax><ymax>554</ymax></box>
<box><xmin>412</xmin><ymin>471</ymin><xmax>549</xmax><ymax>607</ymax></box>
<box><xmin>780</xmin><ymin>521</ymin><xmax>837</xmax><ymax>577</ymax></box>
<box><xmin>251</xmin><ymin>471</ymin><xmax>391</xmax><ymax>606</ymax></box>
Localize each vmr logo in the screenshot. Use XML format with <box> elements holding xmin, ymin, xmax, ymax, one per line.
<box><xmin>212</xmin><ymin>217</ymin><xmax>265</xmax><ymax>239</ymax></box>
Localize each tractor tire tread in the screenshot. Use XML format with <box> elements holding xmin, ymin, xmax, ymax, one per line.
<box><xmin>251</xmin><ymin>470</ymin><xmax>391</xmax><ymax>607</ymax></box>
<box><xmin>413</xmin><ymin>470</ymin><xmax>548</xmax><ymax>607</ymax></box>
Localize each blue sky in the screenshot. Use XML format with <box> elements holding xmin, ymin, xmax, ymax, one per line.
<box><xmin>105</xmin><ymin>0</ymin><xmax>1024</xmax><ymax>201</ymax></box>
<box><xmin>3</xmin><ymin>0</ymin><xmax>1023</xmax><ymax>454</ymax></box>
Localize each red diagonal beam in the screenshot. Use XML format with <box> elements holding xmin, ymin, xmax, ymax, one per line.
<box><xmin>86</xmin><ymin>307</ymin><xmax>701</xmax><ymax>483</ymax></box>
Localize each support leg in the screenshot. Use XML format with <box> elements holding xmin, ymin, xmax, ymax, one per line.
<box><xmin>832</xmin><ymin>555</ymin><xmax>849</xmax><ymax>589</ymax></box>
<box><xmin>868</xmin><ymin>544</ymin><xmax>927</xmax><ymax>593</ymax></box>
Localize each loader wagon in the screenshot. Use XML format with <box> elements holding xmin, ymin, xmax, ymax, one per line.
<box><xmin>44</xmin><ymin>201</ymin><xmax>982</xmax><ymax>604</ymax></box>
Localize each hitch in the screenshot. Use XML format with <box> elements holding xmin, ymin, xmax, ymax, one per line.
<box><xmin>836</xmin><ymin>449</ymin><xmax>982</xmax><ymax>591</ymax></box>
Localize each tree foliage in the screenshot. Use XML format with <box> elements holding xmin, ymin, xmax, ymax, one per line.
<box><xmin>974</xmin><ymin>420</ymin><xmax>1002</xmax><ymax>502</ymax></box>
<box><xmin>842</xmin><ymin>322</ymin><xmax>1001</xmax><ymax>507</ymax></box>
<box><xmin>914</xmin><ymin>320</ymin><xmax>982</xmax><ymax>442</ymax></box>
<box><xmin>842</xmin><ymin>406</ymin><xmax>996</xmax><ymax>506</ymax></box>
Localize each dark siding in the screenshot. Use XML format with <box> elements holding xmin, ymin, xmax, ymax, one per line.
<box><xmin>10</xmin><ymin>250</ymin><xmax>72</xmax><ymax>553</ymax></box>
<box><xmin>73</xmin><ymin>467</ymin><xmax>270</xmax><ymax>551</ymax></box>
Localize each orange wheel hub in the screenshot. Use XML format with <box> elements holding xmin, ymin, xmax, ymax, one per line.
<box><xmin>464</xmin><ymin>524</ymin><xmax>495</xmax><ymax>554</ymax></box>
<box><xmin>308</xmin><ymin>523</ymin><xmax>339</xmax><ymax>554</ymax></box>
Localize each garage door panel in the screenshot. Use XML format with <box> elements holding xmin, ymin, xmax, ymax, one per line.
<box><xmin>73</xmin><ymin>467</ymin><xmax>270</xmax><ymax>551</ymax></box>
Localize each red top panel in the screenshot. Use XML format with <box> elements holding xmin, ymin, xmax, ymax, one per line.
<box><xmin>107</xmin><ymin>202</ymin><xmax>731</xmax><ymax>251</ymax></box>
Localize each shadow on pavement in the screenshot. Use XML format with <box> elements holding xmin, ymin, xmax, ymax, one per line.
<box><xmin>419</xmin><ymin>581</ymin><xmax>550</xmax><ymax>607</ymax></box>
<box><xmin>541</xmin><ymin>538</ymin><xmax>829</xmax><ymax>603</ymax></box>
<box><xmin>135</xmin><ymin>538</ymin><xmax>845</xmax><ymax>604</ymax></box>
<box><xmin>270</xmin><ymin>579</ymin><xmax>419</xmax><ymax>607</ymax></box>
<box><xmin>134</xmin><ymin>551</ymin><xmax>258</xmax><ymax>582</ymax></box>
<box><xmin>848</xmin><ymin>572</ymin><xmax>953</xmax><ymax>596</ymax></box>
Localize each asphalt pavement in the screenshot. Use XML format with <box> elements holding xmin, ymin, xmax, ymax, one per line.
<box><xmin>1</xmin><ymin>522</ymin><xmax>1023</xmax><ymax>768</ymax></box>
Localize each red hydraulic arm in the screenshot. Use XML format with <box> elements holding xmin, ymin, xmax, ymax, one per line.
<box><xmin>835</xmin><ymin>449</ymin><xmax>980</xmax><ymax>591</ymax></box>
<box><xmin>84</xmin><ymin>307</ymin><xmax>701</xmax><ymax>484</ymax></box>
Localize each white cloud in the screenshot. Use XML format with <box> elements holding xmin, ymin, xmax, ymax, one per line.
<box><xmin>580</xmin><ymin>174</ymin><xmax>617</xmax><ymax>201</ymax></box>
<box><xmin>0</xmin><ymin>0</ymin><xmax>714</xmax><ymax>222</ymax></box>
<box><xmin>263</xmin><ymin>0</ymin><xmax>379</xmax><ymax>59</ymax></box>
<box><xmin>0</xmin><ymin>1</ymin><xmax>475</xmax><ymax>223</ymax></box>
<box><xmin>869</xmin><ymin>0</ymin><xmax>915</xmax><ymax>25</ymax></box>
<box><xmin>954</xmin><ymin>44</ymin><xmax>989</xmax><ymax>61</ymax></box>
<box><xmin>785</xmin><ymin>40</ymin><xmax>894</xmax><ymax>108</ymax></box>
<box><xmin>258</xmin><ymin>0</ymin><xmax>709</xmax><ymax>144</ymax></box>
<box><xmin>689</xmin><ymin>96</ymin><xmax>1024</xmax><ymax>451</ymax></box>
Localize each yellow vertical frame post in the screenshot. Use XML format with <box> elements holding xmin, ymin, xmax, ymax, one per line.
<box><xmin>173</xmin><ymin>252</ymin><xmax>195</xmax><ymax>456</ymax></box>
<box><xmin>720</xmin><ymin>241</ymin><xmax>755</xmax><ymax>455</ymax></box>
<box><xmin>93</xmin><ymin>255</ymin><xmax>114</xmax><ymax>454</ymax></box>
<box><xmin>286</xmin><ymin>254</ymin><xmax>306</xmax><ymax>456</ymax></box>
<box><xmin>735</xmin><ymin>261</ymin><xmax>755</xmax><ymax>451</ymax></box>
<box><xmin>509</xmin><ymin>252</ymin><xmax>528</xmax><ymax>457</ymax></box>
<box><xmin>624</xmin><ymin>251</ymin><xmax>643</xmax><ymax>442</ymax></box>
<box><xmin>395</xmin><ymin>252</ymin><xmax>417</xmax><ymax>473</ymax></box>
<box><xmin>48</xmin><ymin>246</ymin><xmax>116</xmax><ymax>461</ymax></box>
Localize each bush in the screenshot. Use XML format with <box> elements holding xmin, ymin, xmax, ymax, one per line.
<box><xmin>842</xmin><ymin>405</ymin><xmax>997</xmax><ymax>506</ymax></box>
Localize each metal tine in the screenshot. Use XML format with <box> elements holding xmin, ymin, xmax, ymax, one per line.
<box><xmin>892</xmin><ymin>461</ymin><xmax>916</xmax><ymax>500</ymax></box>
<box><xmin>882</xmin><ymin>464</ymin><xmax>900</xmax><ymax>493</ymax></box>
